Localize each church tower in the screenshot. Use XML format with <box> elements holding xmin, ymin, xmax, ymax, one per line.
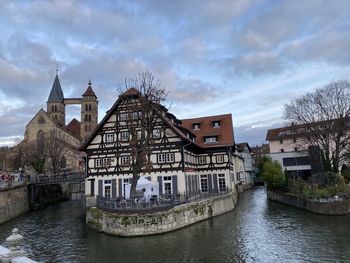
<box><xmin>81</xmin><ymin>80</ymin><xmax>98</xmax><ymax>140</ymax></box>
<box><xmin>47</xmin><ymin>73</ymin><xmax>65</xmax><ymax>124</ymax></box>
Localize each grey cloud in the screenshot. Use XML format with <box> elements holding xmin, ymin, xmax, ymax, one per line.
<box><xmin>227</xmin><ymin>52</ymin><xmax>284</xmax><ymax>76</ymax></box>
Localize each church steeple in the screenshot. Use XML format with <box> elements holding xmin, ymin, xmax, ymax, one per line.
<box><xmin>81</xmin><ymin>79</ymin><xmax>98</xmax><ymax>140</ymax></box>
<box><xmin>47</xmin><ymin>72</ymin><xmax>65</xmax><ymax>124</ymax></box>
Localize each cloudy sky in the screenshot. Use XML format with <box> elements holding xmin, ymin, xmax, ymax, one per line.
<box><xmin>0</xmin><ymin>0</ymin><xmax>350</xmax><ymax>147</ymax></box>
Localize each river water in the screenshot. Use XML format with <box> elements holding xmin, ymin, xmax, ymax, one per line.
<box><xmin>0</xmin><ymin>187</ymin><xmax>349</xmax><ymax>263</ymax></box>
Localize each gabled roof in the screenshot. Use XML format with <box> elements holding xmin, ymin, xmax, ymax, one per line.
<box><xmin>47</xmin><ymin>74</ymin><xmax>64</xmax><ymax>103</ymax></box>
<box><xmin>67</xmin><ymin>118</ymin><xmax>81</xmax><ymax>137</ymax></box>
<box><xmin>82</xmin><ymin>80</ymin><xmax>97</xmax><ymax>97</ymax></box>
<box><xmin>181</xmin><ymin>114</ymin><xmax>235</xmax><ymax>148</ymax></box>
<box><xmin>80</xmin><ymin>88</ymin><xmax>192</xmax><ymax>150</ymax></box>
<box><xmin>236</xmin><ymin>142</ymin><xmax>251</xmax><ymax>153</ymax></box>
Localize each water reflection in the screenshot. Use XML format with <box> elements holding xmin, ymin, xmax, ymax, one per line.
<box><xmin>0</xmin><ymin>187</ymin><xmax>349</xmax><ymax>262</ymax></box>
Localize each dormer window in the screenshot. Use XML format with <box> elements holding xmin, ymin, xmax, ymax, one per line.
<box><xmin>204</xmin><ymin>136</ymin><xmax>217</xmax><ymax>143</ymax></box>
<box><xmin>213</xmin><ymin>121</ymin><xmax>221</xmax><ymax>128</ymax></box>
<box><xmin>193</xmin><ymin>123</ymin><xmax>200</xmax><ymax>130</ymax></box>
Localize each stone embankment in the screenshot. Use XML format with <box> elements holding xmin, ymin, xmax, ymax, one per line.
<box><xmin>0</xmin><ymin>186</ymin><xmax>29</xmax><ymax>225</ymax></box>
<box><xmin>87</xmin><ymin>192</ymin><xmax>238</xmax><ymax>236</ymax></box>
<box><xmin>267</xmin><ymin>190</ymin><xmax>350</xmax><ymax>215</ymax></box>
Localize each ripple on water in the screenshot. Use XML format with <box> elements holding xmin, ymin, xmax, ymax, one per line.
<box><xmin>0</xmin><ymin>188</ymin><xmax>349</xmax><ymax>263</ymax></box>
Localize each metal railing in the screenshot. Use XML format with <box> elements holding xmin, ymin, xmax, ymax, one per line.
<box><xmin>0</xmin><ymin>179</ymin><xmax>26</xmax><ymax>189</ymax></box>
<box><xmin>28</xmin><ymin>172</ymin><xmax>84</xmax><ymax>184</ymax></box>
<box><xmin>97</xmin><ymin>187</ymin><xmax>230</xmax><ymax>213</ymax></box>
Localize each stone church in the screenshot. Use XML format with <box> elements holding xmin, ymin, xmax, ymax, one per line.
<box><xmin>23</xmin><ymin>73</ymin><xmax>98</xmax><ymax>174</ymax></box>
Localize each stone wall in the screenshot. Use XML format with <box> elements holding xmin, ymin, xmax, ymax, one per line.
<box><xmin>267</xmin><ymin>190</ymin><xmax>350</xmax><ymax>215</ymax></box>
<box><xmin>86</xmin><ymin>193</ymin><xmax>237</xmax><ymax>236</ymax></box>
<box><xmin>0</xmin><ymin>186</ymin><xmax>29</xmax><ymax>225</ymax></box>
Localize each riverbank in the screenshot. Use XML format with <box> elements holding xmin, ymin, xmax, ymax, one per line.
<box><xmin>267</xmin><ymin>190</ymin><xmax>350</xmax><ymax>215</ymax></box>
<box><xmin>86</xmin><ymin>183</ymin><xmax>255</xmax><ymax>237</ymax></box>
<box><xmin>0</xmin><ymin>185</ymin><xmax>29</xmax><ymax>225</ymax></box>
<box><xmin>87</xmin><ymin>192</ymin><xmax>238</xmax><ymax>236</ymax></box>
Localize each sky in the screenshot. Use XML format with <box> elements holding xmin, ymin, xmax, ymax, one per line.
<box><xmin>0</xmin><ymin>0</ymin><xmax>350</xmax><ymax>147</ymax></box>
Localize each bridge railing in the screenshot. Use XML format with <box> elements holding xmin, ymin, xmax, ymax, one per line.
<box><xmin>96</xmin><ymin>188</ymin><xmax>230</xmax><ymax>213</ymax></box>
<box><xmin>28</xmin><ymin>172</ymin><xmax>84</xmax><ymax>184</ymax></box>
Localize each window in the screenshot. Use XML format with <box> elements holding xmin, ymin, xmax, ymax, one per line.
<box><xmin>281</xmin><ymin>149</ymin><xmax>284</xmax><ymax>152</ymax></box>
<box><xmin>121</xmin><ymin>131</ymin><xmax>129</xmax><ymax>142</ymax></box>
<box><xmin>198</xmin><ymin>156</ymin><xmax>206</xmax><ymax>164</ymax></box>
<box><xmin>158</xmin><ymin>153</ymin><xmax>174</xmax><ymax>163</ymax></box>
<box><xmin>105</xmin><ymin>133</ymin><xmax>114</xmax><ymax>143</ymax></box>
<box><xmin>132</xmin><ymin>111</ymin><xmax>140</xmax><ymax>120</ymax></box>
<box><xmin>293</xmin><ymin>138</ymin><xmax>297</xmax><ymax>143</ymax></box>
<box><xmin>218</xmin><ymin>174</ymin><xmax>226</xmax><ymax>192</ymax></box>
<box><xmin>103</xmin><ymin>158</ymin><xmax>111</xmax><ymax>167</ymax></box>
<box><xmin>294</xmin><ymin>147</ymin><xmax>298</xmax><ymax>152</ymax></box>
<box><xmin>216</xmin><ymin>155</ymin><xmax>224</xmax><ymax>163</ymax></box>
<box><xmin>166</xmin><ymin>153</ymin><xmax>175</xmax><ymax>163</ymax></box>
<box><xmin>280</xmin><ymin>139</ymin><xmax>283</xmax><ymax>144</ymax></box>
<box><xmin>158</xmin><ymin>153</ymin><xmax>166</xmax><ymax>163</ymax></box>
<box><xmin>205</xmin><ymin>136</ymin><xmax>217</xmax><ymax>143</ymax></box>
<box><xmin>152</xmin><ymin>129</ymin><xmax>161</xmax><ymax>139</ymax></box>
<box><xmin>163</xmin><ymin>176</ymin><xmax>172</xmax><ymax>195</ymax></box>
<box><xmin>89</xmin><ymin>104</ymin><xmax>92</xmax><ymax>111</ymax></box>
<box><xmin>104</xmin><ymin>180</ymin><xmax>112</xmax><ymax>199</ymax></box>
<box><xmin>96</xmin><ymin>158</ymin><xmax>103</xmax><ymax>168</ymax></box>
<box><xmin>192</xmin><ymin>123</ymin><xmax>200</xmax><ymax>130</ymax></box>
<box><xmin>200</xmin><ymin>175</ymin><xmax>208</xmax><ymax>193</ymax></box>
<box><xmin>213</xmin><ymin>121</ymin><xmax>221</xmax><ymax>128</ymax></box>
<box><xmin>119</xmin><ymin>113</ymin><xmax>128</xmax><ymax>121</ymax></box>
<box><xmin>121</xmin><ymin>156</ymin><xmax>130</xmax><ymax>166</ymax></box>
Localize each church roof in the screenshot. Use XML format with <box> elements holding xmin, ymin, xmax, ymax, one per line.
<box><xmin>47</xmin><ymin>74</ymin><xmax>64</xmax><ymax>103</ymax></box>
<box><xmin>66</xmin><ymin>118</ymin><xmax>81</xmax><ymax>137</ymax></box>
<box><xmin>82</xmin><ymin>80</ymin><xmax>97</xmax><ymax>97</ymax></box>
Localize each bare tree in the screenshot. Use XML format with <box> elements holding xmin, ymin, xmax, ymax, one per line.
<box><xmin>44</xmin><ymin>130</ymin><xmax>67</xmax><ymax>175</ymax></box>
<box><xmin>120</xmin><ymin>72</ymin><xmax>167</xmax><ymax>197</ymax></box>
<box><xmin>284</xmin><ymin>80</ymin><xmax>350</xmax><ymax>173</ymax></box>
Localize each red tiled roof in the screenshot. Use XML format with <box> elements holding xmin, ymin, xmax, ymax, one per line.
<box><xmin>181</xmin><ymin>114</ymin><xmax>234</xmax><ymax>148</ymax></box>
<box><xmin>66</xmin><ymin>118</ymin><xmax>81</xmax><ymax>137</ymax></box>
<box><xmin>82</xmin><ymin>85</ymin><xmax>96</xmax><ymax>97</ymax></box>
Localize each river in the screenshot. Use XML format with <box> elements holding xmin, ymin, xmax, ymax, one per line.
<box><xmin>0</xmin><ymin>187</ymin><xmax>349</xmax><ymax>263</ymax></box>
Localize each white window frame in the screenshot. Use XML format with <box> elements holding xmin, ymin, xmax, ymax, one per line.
<box><xmin>158</xmin><ymin>153</ymin><xmax>166</xmax><ymax>163</ymax></box>
<box><xmin>152</xmin><ymin>129</ymin><xmax>161</xmax><ymax>139</ymax></box>
<box><xmin>104</xmin><ymin>179</ymin><xmax>112</xmax><ymax>198</ymax></box>
<box><xmin>216</xmin><ymin>155</ymin><xmax>224</xmax><ymax>163</ymax></box>
<box><xmin>200</xmin><ymin>174</ymin><xmax>208</xmax><ymax>193</ymax></box>
<box><xmin>121</xmin><ymin>131</ymin><xmax>129</xmax><ymax>142</ymax></box>
<box><xmin>119</xmin><ymin>113</ymin><xmax>128</xmax><ymax>121</ymax></box>
<box><xmin>198</xmin><ymin>156</ymin><xmax>206</xmax><ymax>164</ymax></box>
<box><xmin>105</xmin><ymin>133</ymin><xmax>114</xmax><ymax>144</ymax></box>
<box><xmin>121</xmin><ymin>156</ymin><xmax>130</xmax><ymax>166</ymax></box>
<box><xmin>103</xmin><ymin>158</ymin><xmax>111</xmax><ymax>167</ymax></box>
<box><xmin>95</xmin><ymin>158</ymin><xmax>103</xmax><ymax>168</ymax></box>
<box><xmin>122</xmin><ymin>178</ymin><xmax>130</xmax><ymax>197</ymax></box>
<box><xmin>163</xmin><ymin>176</ymin><xmax>172</xmax><ymax>195</ymax></box>
<box><xmin>205</xmin><ymin>136</ymin><xmax>217</xmax><ymax>143</ymax></box>
<box><xmin>218</xmin><ymin>174</ymin><xmax>226</xmax><ymax>192</ymax></box>
<box><xmin>213</xmin><ymin>121</ymin><xmax>220</xmax><ymax>128</ymax></box>
<box><xmin>166</xmin><ymin>153</ymin><xmax>175</xmax><ymax>163</ymax></box>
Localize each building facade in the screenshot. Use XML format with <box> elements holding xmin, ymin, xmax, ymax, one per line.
<box><xmin>23</xmin><ymin>73</ymin><xmax>98</xmax><ymax>174</ymax></box>
<box><xmin>236</xmin><ymin>143</ymin><xmax>254</xmax><ymax>184</ymax></box>
<box><xmin>266</xmin><ymin>125</ymin><xmax>313</xmax><ymax>178</ymax></box>
<box><xmin>81</xmin><ymin>89</ymin><xmax>243</xmax><ymax>200</ymax></box>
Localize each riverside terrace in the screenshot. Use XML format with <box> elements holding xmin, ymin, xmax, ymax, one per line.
<box><xmin>96</xmin><ymin>188</ymin><xmax>229</xmax><ymax>214</ymax></box>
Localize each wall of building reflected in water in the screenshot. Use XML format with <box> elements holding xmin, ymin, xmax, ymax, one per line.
<box><xmin>0</xmin><ymin>187</ymin><xmax>349</xmax><ymax>262</ymax></box>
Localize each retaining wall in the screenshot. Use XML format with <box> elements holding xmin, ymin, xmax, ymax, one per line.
<box><xmin>267</xmin><ymin>190</ymin><xmax>350</xmax><ymax>215</ymax></box>
<box><xmin>86</xmin><ymin>193</ymin><xmax>237</xmax><ymax>236</ymax></box>
<box><xmin>0</xmin><ymin>186</ymin><xmax>29</xmax><ymax>225</ymax></box>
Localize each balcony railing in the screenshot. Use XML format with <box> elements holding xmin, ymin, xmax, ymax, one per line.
<box><xmin>96</xmin><ymin>187</ymin><xmax>230</xmax><ymax>213</ymax></box>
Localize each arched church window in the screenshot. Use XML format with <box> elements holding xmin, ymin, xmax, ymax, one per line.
<box><xmin>88</xmin><ymin>104</ymin><xmax>92</xmax><ymax>111</ymax></box>
<box><xmin>85</xmin><ymin>104</ymin><xmax>88</xmax><ymax>111</ymax></box>
<box><xmin>54</xmin><ymin>105</ymin><xmax>57</xmax><ymax>112</ymax></box>
<box><xmin>88</xmin><ymin>114</ymin><xmax>92</xmax><ymax>121</ymax></box>
<box><xmin>36</xmin><ymin>130</ymin><xmax>45</xmax><ymax>155</ymax></box>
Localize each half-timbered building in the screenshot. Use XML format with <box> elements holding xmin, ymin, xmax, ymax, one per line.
<box><xmin>81</xmin><ymin>88</ymin><xmax>238</xmax><ymax>200</ymax></box>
